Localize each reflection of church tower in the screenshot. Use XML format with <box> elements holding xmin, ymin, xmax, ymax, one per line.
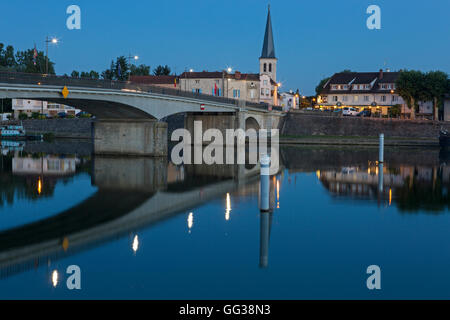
<box><xmin>259</xmin><ymin>5</ymin><xmax>277</xmax><ymax>82</ymax></box>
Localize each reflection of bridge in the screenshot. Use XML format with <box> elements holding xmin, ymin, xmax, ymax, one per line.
<box><xmin>0</xmin><ymin>72</ymin><xmax>283</xmax><ymax>156</ymax></box>
<box><xmin>0</xmin><ymin>156</ymin><xmax>277</xmax><ymax>278</ymax></box>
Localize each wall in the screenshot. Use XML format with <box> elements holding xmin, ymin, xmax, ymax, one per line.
<box><xmin>22</xmin><ymin>119</ymin><xmax>93</xmax><ymax>138</ymax></box>
<box><xmin>93</xmin><ymin>119</ymin><xmax>168</xmax><ymax>156</ymax></box>
<box><xmin>281</xmin><ymin>112</ymin><xmax>450</xmax><ymax>138</ymax></box>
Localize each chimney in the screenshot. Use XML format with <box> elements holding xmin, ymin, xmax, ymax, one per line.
<box><xmin>379</xmin><ymin>69</ymin><xmax>384</xmax><ymax>80</ymax></box>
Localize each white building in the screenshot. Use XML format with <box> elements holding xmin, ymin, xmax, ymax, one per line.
<box><xmin>12</xmin><ymin>99</ymin><xmax>81</xmax><ymax>119</ymax></box>
<box><xmin>280</xmin><ymin>91</ymin><xmax>299</xmax><ymax>111</ymax></box>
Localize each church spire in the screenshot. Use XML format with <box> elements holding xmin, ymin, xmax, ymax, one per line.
<box><xmin>260</xmin><ymin>5</ymin><xmax>276</xmax><ymax>59</ymax></box>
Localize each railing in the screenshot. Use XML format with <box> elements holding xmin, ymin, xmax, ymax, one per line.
<box><xmin>0</xmin><ymin>71</ymin><xmax>280</xmax><ymax>112</ymax></box>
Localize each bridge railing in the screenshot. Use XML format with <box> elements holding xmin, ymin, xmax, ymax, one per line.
<box><xmin>0</xmin><ymin>71</ymin><xmax>281</xmax><ymax>112</ymax></box>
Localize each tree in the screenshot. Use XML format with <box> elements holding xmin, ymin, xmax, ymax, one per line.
<box><xmin>0</xmin><ymin>44</ymin><xmax>17</xmax><ymax>69</ymax></box>
<box><xmin>89</xmin><ymin>70</ymin><xmax>100</xmax><ymax>79</ymax></box>
<box><xmin>395</xmin><ymin>70</ymin><xmax>426</xmax><ymax>120</ymax></box>
<box><xmin>101</xmin><ymin>60</ymin><xmax>115</xmax><ymax>80</ymax></box>
<box><xmin>15</xmin><ymin>48</ymin><xmax>55</xmax><ymax>74</ymax></box>
<box><xmin>115</xmin><ymin>56</ymin><xmax>129</xmax><ymax>81</ymax></box>
<box><xmin>71</xmin><ymin>70</ymin><xmax>80</xmax><ymax>78</ymax></box>
<box><xmin>424</xmin><ymin>71</ymin><xmax>448</xmax><ymax>121</ymax></box>
<box><xmin>130</xmin><ymin>64</ymin><xmax>151</xmax><ymax>76</ymax></box>
<box><xmin>153</xmin><ymin>65</ymin><xmax>171</xmax><ymax>76</ymax></box>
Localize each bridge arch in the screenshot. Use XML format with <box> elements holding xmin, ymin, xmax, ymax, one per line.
<box><xmin>245</xmin><ymin>115</ymin><xmax>262</xmax><ymax>131</ymax></box>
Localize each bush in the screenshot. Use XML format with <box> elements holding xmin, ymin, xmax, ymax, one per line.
<box><xmin>18</xmin><ymin>113</ymin><xmax>28</xmax><ymax>120</ymax></box>
<box><xmin>31</xmin><ymin>112</ymin><xmax>40</xmax><ymax>119</ymax></box>
<box><xmin>66</xmin><ymin>114</ymin><xmax>76</xmax><ymax>119</ymax></box>
<box><xmin>389</xmin><ymin>104</ymin><xmax>402</xmax><ymax>118</ymax></box>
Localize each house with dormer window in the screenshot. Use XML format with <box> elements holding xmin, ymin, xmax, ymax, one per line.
<box><xmin>317</xmin><ymin>70</ymin><xmax>433</xmax><ymax>117</ymax></box>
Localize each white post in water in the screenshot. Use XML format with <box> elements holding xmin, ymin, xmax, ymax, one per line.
<box><xmin>260</xmin><ymin>154</ymin><xmax>270</xmax><ymax>212</ymax></box>
<box><xmin>379</xmin><ymin>133</ymin><xmax>384</xmax><ymax>163</ymax></box>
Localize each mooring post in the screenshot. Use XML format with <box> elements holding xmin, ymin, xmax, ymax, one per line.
<box><xmin>260</xmin><ymin>154</ymin><xmax>270</xmax><ymax>212</ymax></box>
<box><xmin>379</xmin><ymin>133</ymin><xmax>384</xmax><ymax>163</ymax></box>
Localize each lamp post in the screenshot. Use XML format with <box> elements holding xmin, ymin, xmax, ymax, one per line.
<box><xmin>127</xmin><ymin>55</ymin><xmax>139</xmax><ymax>80</ymax></box>
<box><xmin>45</xmin><ymin>36</ymin><xmax>58</xmax><ymax>74</ymax></box>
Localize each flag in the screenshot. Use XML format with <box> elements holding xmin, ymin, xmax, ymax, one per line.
<box><xmin>33</xmin><ymin>44</ymin><xmax>38</xmax><ymax>66</ymax></box>
<box><xmin>214</xmin><ymin>83</ymin><xmax>218</xmax><ymax>96</ymax></box>
<box><xmin>174</xmin><ymin>78</ymin><xmax>177</xmax><ymax>88</ymax></box>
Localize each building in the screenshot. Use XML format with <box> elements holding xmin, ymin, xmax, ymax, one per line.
<box><xmin>178</xmin><ymin>71</ymin><xmax>261</xmax><ymax>103</ymax></box>
<box><xmin>280</xmin><ymin>91</ymin><xmax>299</xmax><ymax>111</ymax></box>
<box><xmin>129</xmin><ymin>75</ymin><xmax>178</xmax><ymax>89</ymax></box>
<box><xmin>444</xmin><ymin>94</ymin><xmax>450</xmax><ymax>122</ymax></box>
<box><xmin>259</xmin><ymin>5</ymin><xmax>279</xmax><ymax>106</ymax></box>
<box><xmin>317</xmin><ymin>70</ymin><xmax>433</xmax><ymax>117</ymax></box>
<box><xmin>177</xmin><ymin>6</ymin><xmax>280</xmax><ymax>106</ymax></box>
<box><xmin>12</xmin><ymin>99</ymin><xmax>81</xmax><ymax>118</ymax></box>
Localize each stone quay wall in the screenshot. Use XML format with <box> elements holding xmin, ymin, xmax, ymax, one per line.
<box><xmin>281</xmin><ymin>112</ymin><xmax>450</xmax><ymax>138</ymax></box>
<box><xmin>21</xmin><ymin>119</ymin><xmax>93</xmax><ymax>138</ymax></box>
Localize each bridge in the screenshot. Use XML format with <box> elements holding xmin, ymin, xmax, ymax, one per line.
<box><xmin>0</xmin><ymin>72</ymin><xmax>284</xmax><ymax>156</ymax></box>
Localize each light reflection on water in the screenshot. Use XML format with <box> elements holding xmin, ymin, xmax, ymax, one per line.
<box><xmin>0</xmin><ymin>144</ymin><xmax>450</xmax><ymax>299</ymax></box>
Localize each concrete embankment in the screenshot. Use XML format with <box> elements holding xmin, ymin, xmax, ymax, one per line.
<box><xmin>280</xmin><ymin>111</ymin><xmax>448</xmax><ymax>146</ymax></box>
<box><xmin>21</xmin><ymin>119</ymin><xmax>93</xmax><ymax>139</ymax></box>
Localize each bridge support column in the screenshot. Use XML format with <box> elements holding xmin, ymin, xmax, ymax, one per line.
<box><xmin>93</xmin><ymin>119</ymin><xmax>167</xmax><ymax>156</ymax></box>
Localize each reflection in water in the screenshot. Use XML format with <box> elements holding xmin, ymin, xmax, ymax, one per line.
<box><xmin>314</xmin><ymin>154</ymin><xmax>450</xmax><ymax>212</ymax></box>
<box><xmin>187</xmin><ymin>212</ymin><xmax>194</xmax><ymax>233</ymax></box>
<box><xmin>225</xmin><ymin>193</ymin><xmax>231</xmax><ymax>221</ymax></box>
<box><xmin>3</xmin><ymin>144</ymin><xmax>450</xmax><ymax>298</ymax></box>
<box><xmin>51</xmin><ymin>270</ymin><xmax>58</xmax><ymax>288</ymax></box>
<box><xmin>0</xmin><ymin>152</ymin><xmax>90</xmax><ymax>207</ymax></box>
<box><xmin>132</xmin><ymin>235</ymin><xmax>139</xmax><ymax>254</ymax></box>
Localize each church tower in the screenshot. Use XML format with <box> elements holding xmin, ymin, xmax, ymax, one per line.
<box><xmin>259</xmin><ymin>5</ymin><xmax>277</xmax><ymax>82</ymax></box>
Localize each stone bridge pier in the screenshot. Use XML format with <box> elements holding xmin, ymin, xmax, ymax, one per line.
<box><xmin>93</xmin><ymin>119</ymin><xmax>168</xmax><ymax>156</ymax></box>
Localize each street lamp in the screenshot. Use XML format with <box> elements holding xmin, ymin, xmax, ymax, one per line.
<box><xmin>128</xmin><ymin>54</ymin><xmax>139</xmax><ymax>65</ymax></box>
<box><xmin>45</xmin><ymin>36</ymin><xmax>59</xmax><ymax>74</ymax></box>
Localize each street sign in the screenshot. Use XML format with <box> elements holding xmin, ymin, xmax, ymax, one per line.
<box><xmin>62</xmin><ymin>86</ymin><xmax>69</xmax><ymax>99</ymax></box>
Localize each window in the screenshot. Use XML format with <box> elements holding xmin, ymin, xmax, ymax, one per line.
<box><xmin>266</xmin><ymin>89</ymin><xmax>270</xmax><ymax>95</ymax></box>
<box><xmin>392</xmin><ymin>95</ymin><xmax>398</xmax><ymax>102</ymax></box>
<box><xmin>250</xmin><ymin>90</ymin><xmax>255</xmax><ymax>99</ymax></box>
<box><xmin>233</xmin><ymin>89</ymin><xmax>241</xmax><ymax>98</ymax></box>
<box><xmin>263</xmin><ymin>63</ymin><xmax>267</xmax><ymax>72</ymax></box>
<box><xmin>263</xmin><ymin>80</ymin><xmax>268</xmax><ymax>86</ymax></box>
<box><xmin>354</xmin><ymin>95</ymin><xmax>359</xmax><ymax>102</ymax></box>
<box><xmin>365</xmin><ymin>84</ymin><xmax>370</xmax><ymax>89</ymax></box>
<box><xmin>269</xmin><ymin>63</ymin><xmax>272</xmax><ymax>72</ymax></box>
<box><xmin>364</xmin><ymin>96</ymin><xmax>369</xmax><ymax>102</ymax></box>
<box><xmin>343</xmin><ymin>96</ymin><xmax>348</xmax><ymax>102</ymax></box>
<box><xmin>331</xmin><ymin>85</ymin><xmax>337</xmax><ymax>90</ymax></box>
<box><xmin>332</xmin><ymin>96</ymin><xmax>338</xmax><ymax>102</ymax></box>
<box><xmin>381</xmin><ymin>96</ymin><xmax>386</xmax><ymax>102</ymax></box>
<box><xmin>195</xmin><ymin>80</ymin><xmax>200</xmax><ymax>84</ymax></box>
<box><xmin>261</xmin><ymin>88</ymin><xmax>265</xmax><ymax>95</ymax></box>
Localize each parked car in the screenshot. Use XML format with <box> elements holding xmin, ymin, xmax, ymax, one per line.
<box><xmin>357</xmin><ymin>110</ymin><xmax>372</xmax><ymax>117</ymax></box>
<box><xmin>57</xmin><ymin>112</ymin><xmax>67</xmax><ymax>118</ymax></box>
<box><xmin>342</xmin><ymin>107</ymin><xmax>358</xmax><ymax>116</ymax></box>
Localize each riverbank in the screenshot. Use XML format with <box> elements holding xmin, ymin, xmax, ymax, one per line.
<box><xmin>280</xmin><ymin>135</ymin><xmax>439</xmax><ymax>147</ymax></box>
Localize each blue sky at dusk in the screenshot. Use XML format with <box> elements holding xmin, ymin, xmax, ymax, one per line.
<box><xmin>1</xmin><ymin>0</ymin><xmax>449</xmax><ymax>95</ymax></box>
